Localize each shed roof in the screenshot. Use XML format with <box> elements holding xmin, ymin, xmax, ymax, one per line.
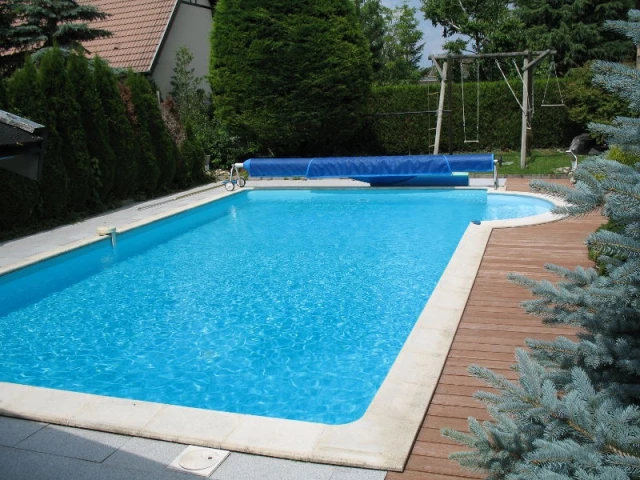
<box><xmin>79</xmin><ymin>0</ymin><xmax>179</xmax><ymax>73</ymax></box>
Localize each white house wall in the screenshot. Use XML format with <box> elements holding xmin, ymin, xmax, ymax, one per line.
<box><xmin>151</xmin><ymin>1</ymin><xmax>213</xmax><ymax>98</ymax></box>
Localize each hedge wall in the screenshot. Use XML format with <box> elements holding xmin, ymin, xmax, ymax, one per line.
<box><xmin>364</xmin><ymin>80</ymin><xmax>581</xmax><ymax>155</ymax></box>
<box><xmin>1</xmin><ymin>51</ymin><xmax>210</xmax><ymax>237</ymax></box>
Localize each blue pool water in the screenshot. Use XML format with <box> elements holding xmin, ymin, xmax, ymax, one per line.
<box><xmin>0</xmin><ymin>189</ymin><xmax>552</xmax><ymax>424</ymax></box>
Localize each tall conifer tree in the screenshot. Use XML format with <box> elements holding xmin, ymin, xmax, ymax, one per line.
<box><xmin>92</xmin><ymin>56</ymin><xmax>139</xmax><ymax>199</ymax></box>
<box><xmin>210</xmin><ymin>0</ymin><xmax>372</xmax><ymax>156</ymax></box>
<box><xmin>125</xmin><ymin>72</ymin><xmax>177</xmax><ymax>192</ymax></box>
<box><xmin>67</xmin><ymin>53</ymin><xmax>116</xmax><ymax>202</ymax></box>
<box><xmin>39</xmin><ymin>47</ymin><xmax>95</xmax><ymax>210</ymax></box>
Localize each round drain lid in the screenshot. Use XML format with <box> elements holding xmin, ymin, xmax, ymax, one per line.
<box><xmin>178</xmin><ymin>450</ymin><xmax>218</xmax><ymax>471</ymax></box>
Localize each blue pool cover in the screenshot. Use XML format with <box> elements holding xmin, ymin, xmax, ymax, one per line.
<box><xmin>241</xmin><ymin>154</ymin><xmax>495</xmax><ymax>186</ymax></box>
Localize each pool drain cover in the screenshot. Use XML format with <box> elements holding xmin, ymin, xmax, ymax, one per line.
<box><xmin>168</xmin><ymin>446</ymin><xmax>230</xmax><ymax>477</ymax></box>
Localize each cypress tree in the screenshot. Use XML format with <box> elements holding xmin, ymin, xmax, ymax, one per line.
<box><xmin>67</xmin><ymin>53</ymin><xmax>116</xmax><ymax>202</ymax></box>
<box><xmin>124</xmin><ymin>72</ymin><xmax>160</xmax><ymax>194</ymax></box>
<box><xmin>125</xmin><ymin>72</ymin><xmax>176</xmax><ymax>193</ymax></box>
<box><xmin>210</xmin><ymin>0</ymin><xmax>372</xmax><ymax>156</ymax></box>
<box><xmin>6</xmin><ymin>57</ymin><xmax>67</xmax><ymax>220</ymax></box>
<box><xmin>39</xmin><ymin>47</ymin><xmax>95</xmax><ymax>211</ymax></box>
<box><xmin>92</xmin><ymin>56</ymin><xmax>138</xmax><ymax>199</ymax></box>
<box><xmin>442</xmin><ymin>10</ymin><xmax>640</xmax><ymax>478</ymax></box>
<box><xmin>7</xmin><ymin>58</ymin><xmax>45</xmax><ymax>122</ymax></box>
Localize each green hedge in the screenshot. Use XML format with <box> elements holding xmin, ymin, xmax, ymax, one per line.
<box><xmin>1</xmin><ymin>50</ymin><xmax>209</xmax><ymax>237</ymax></box>
<box><xmin>362</xmin><ymin>80</ymin><xmax>581</xmax><ymax>155</ymax></box>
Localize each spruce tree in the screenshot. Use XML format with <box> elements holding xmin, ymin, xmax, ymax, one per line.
<box><xmin>7</xmin><ymin>57</ymin><xmax>67</xmax><ymax>219</ymax></box>
<box><xmin>39</xmin><ymin>47</ymin><xmax>95</xmax><ymax>210</ymax></box>
<box><xmin>67</xmin><ymin>52</ymin><xmax>116</xmax><ymax>202</ymax></box>
<box><xmin>441</xmin><ymin>10</ymin><xmax>640</xmax><ymax>479</ymax></box>
<box><xmin>513</xmin><ymin>0</ymin><xmax>634</xmax><ymax>73</ymax></box>
<box><xmin>0</xmin><ymin>0</ymin><xmax>22</xmax><ymax>76</ymax></box>
<box><xmin>12</xmin><ymin>0</ymin><xmax>111</xmax><ymax>57</ymax></box>
<box><xmin>92</xmin><ymin>56</ymin><xmax>138</xmax><ymax>199</ymax></box>
<box><xmin>210</xmin><ymin>0</ymin><xmax>372</xmax><ymax>156</ymax></box>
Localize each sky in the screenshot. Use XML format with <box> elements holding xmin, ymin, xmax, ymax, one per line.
<box><xmin>380</xmin><ymin>0</ymin><xmax>447</xmax><ymax>67</ymax></box>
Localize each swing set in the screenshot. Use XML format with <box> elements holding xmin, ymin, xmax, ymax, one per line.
<box><xmin>430</xmin><ymin>49</ymin><xmax>563</xmax><ymax>168</ymax></box>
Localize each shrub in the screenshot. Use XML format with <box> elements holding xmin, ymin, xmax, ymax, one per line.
<box><xmin>606</xmin><ymin>145</ymin><xmax>640</xmax><ymax>166</ymax></box>
<box><xmin>210</xmin><ymin>0</ymin><xmax>372</xmax><ymax>156</ymax></box>
<box><xmin>564</xmin><ymin>63</ymin><xmax>630</xmax><ymax>141</ymax></box>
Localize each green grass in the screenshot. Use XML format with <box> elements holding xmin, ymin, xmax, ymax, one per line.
<box><xmin>493</xmin><ymin>149</ymin><xmax>582</xmax><ymax>175</ymax></box>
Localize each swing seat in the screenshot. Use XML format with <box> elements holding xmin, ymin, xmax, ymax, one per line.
<box><xmin>463</xmin><ymin>140</ymin><xmax>480</xmax><ymax>144</ymax></box>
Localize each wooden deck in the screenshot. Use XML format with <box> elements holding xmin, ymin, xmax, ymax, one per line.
<box><xmin>386</xmin><ymin>178</ymin><xmax>604</xmax><ymax>480</ymax></box>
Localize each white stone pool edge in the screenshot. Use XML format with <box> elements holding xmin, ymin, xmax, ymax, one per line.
<box><xmin>0</xmin><ymin>182</ymin><xmax>564</xmax><ymax>472</ymax></box>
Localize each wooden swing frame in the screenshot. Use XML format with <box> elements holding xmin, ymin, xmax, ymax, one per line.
<box><xmin>430</xmin><ymin>50</ymin><xmax>556</xmax><ymax>169</ymax></box>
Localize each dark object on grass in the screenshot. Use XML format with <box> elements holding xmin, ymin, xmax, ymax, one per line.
<box><xmin>569</xmin><ymin>133</ymin><xmax>594</xmax><ymax>154</ymax></box>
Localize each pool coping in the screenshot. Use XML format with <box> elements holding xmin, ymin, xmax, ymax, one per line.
<box><xmin>0</xmin><ymin>183</ymin><xmax>564</xmax><ymax>471</ymax></box>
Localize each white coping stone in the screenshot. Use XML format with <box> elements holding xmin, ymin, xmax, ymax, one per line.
<box><xmin>0</xmin><ymin>180</ymin><xmax>565</xmax><ymax>471</ymax></box>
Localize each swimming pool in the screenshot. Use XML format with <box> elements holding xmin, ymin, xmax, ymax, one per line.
<box><xmin>0</xmin><ymin>188</ymin><xmax>552</xmax><ymax>425</ymax></box>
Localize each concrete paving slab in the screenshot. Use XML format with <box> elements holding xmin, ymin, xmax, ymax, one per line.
<box><xmin>330</xmin><ymin>466</ymin><xmax>387</xmax><ymax>480</ymax></box>
<box><xmin>0</xmin><ymin>445</ymin><xmax>96</xmax><ymax>480</ymax></box>
<box><xmin>0</xmin><ymin>416</ymin><xmax>46</xmax><ymax>447</ymax></box>
<box><xmin>211</xmin><ymin>452</ymin><xmax>334</xmax><ymax>480</ymax></box>
<box><xmin>0</xmin><ymin>445</ymin><xmax>203</xmax><ymax>480</ymax></box>
<box><xmin>15</xmin><ymin>424</ymin><xmax>129</xmax><ymax>462</ymax></box>
<box><xmin>103</xmin><ymin>436</ymin><xmax>187</xmax><ymax>472</ymax></box>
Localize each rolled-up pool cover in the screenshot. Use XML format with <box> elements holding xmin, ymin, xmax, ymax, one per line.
<box><xmin>241</xmin><ymin>155</ymin><xmax>494</xmax><ymax>186</ymax></box>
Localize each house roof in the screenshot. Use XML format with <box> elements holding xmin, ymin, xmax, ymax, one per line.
<box><xmin>79</xmin><ymin>0</ymin><xmax>179</xmax><ymax>73</ymax></box>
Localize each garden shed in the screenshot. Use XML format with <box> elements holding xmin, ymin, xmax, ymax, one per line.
<box><xmin>0</xmin><ymin>110</ymin><xmax>46</xmax><ymax>181</ymax></box>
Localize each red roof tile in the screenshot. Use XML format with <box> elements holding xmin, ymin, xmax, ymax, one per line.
<box><xmin>79</xmin><ymin>0</ymin><xmax>179</xmax><ymax>72</ymax></box>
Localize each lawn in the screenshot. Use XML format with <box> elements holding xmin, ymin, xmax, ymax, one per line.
<box><xmin>493</xmin><ymin>149</ymin><xmax>584</xmax><ymax>175</ymax></box>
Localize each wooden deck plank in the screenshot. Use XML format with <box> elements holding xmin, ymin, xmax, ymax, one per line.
<box><xmin>385</xmin><ymin>179</ymin><xmax>603</xmax><ymax>479</ymax></box>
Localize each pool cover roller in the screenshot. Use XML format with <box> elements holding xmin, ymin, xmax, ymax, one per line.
<box><xmin>236</xmin><ymin>154</ymin><xmax>496</xmax><ymax>187</ymax></box>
